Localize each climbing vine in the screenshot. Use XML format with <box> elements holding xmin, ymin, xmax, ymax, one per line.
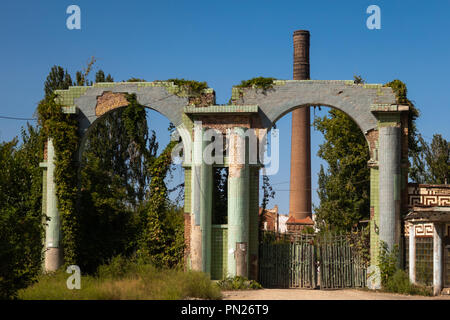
<box><xmin>138</xmin><ymin>140</ymin><xmax>181</xmax><ymax>266</ymax></box>
<box><xmin>37</xmin><ymin>94</ymin><xmax>80</xmax><ymax>265</ymax></box>
<box><xmin>384</xmin><ymin>79</ymin><xmax>420</xmax><ymax>155</ymax></box>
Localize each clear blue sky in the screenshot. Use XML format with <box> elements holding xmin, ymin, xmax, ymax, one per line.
<box><xmin>1</xmin><ymin>1</ymin><xmax>449</xmax><ymax>214</ymax></box>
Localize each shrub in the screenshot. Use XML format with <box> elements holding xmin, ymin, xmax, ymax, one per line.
<box><xmin>96</xmin><ymin>255</ymin><xmax>139</xmax><ymax>279</ymax></box>
<box><xmin>377</xmin><ymin>242</ymin><xmax>432</xmax><ymax>296</ymax></box>
<box><xmin>378</xmin><ymin>242</ymin><xmax>399</xmax><ymax>287</ymax></box>
<box><xmin>236</xmin><ymin>77</ymin><xmax>276</xmax><ymax>91</ymax></box>
<box><xmin>385</xmin><ymin>270</ymin><xmax>432</xmax><ymax>296</ymax></box>
<box><xmin>216</xmin><ymin>276</ymin><xmax>262</xmax><ymax>290</ymax></box>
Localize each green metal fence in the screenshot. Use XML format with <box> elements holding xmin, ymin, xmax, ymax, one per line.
<box><xmin>258</xmin><ymin>232</ymin><xmax>367</xmax><ymax>289</ymax></box>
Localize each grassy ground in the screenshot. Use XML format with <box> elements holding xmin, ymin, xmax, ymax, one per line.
<box><xmin>17</xmin><ymin>258</ymin><xmax>222</xmax><ymax>300</ymax></box>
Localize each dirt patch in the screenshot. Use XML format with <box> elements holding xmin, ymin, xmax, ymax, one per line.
<box><xmin>222</xmin><ymin>288</ymin><xmax>450</xmax><ymax>300</ymax></box>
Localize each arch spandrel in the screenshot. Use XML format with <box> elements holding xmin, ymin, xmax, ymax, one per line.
<box><xmin>232</xmin><ymin>80</ymin><xmax>398</xmax><ymax>134</ymax></box>
<box><xmin>68</xmin><ymin>83</ymin><xmax>190</xmax><ymax>133</ymax></box>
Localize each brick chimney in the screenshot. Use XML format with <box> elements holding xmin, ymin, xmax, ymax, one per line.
<box><xmin>288</xmin><ymin>30</ymin><xmax>313</xmax><ymax>231</ymax></box>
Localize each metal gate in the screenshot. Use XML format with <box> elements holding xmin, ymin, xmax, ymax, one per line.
<box><xmin>317</xmin><ymin>234</ymin><xmax>367</xmax><ymax>289</ymax></box>
<box><xmin>258</xmin><ymin>232</ymin><xmax>367</xmax><ymax>289</ymax></box>
<box><xmin>259</xmin><ymin>235</ymin><xmax>316</xmax><ymax>288</ymax></box>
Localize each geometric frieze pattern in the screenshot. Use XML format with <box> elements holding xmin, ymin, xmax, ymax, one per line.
<box><xmin>405</xmin><ymin>222</ymin><xmax>450</xmax><ymax>237</ymax></box>
<box><xmin>408</xmin><ymin>185</ymin><xmax>450</xmax><ymax>207</ymax></box>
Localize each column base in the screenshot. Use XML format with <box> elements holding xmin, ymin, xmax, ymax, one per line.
<box><xmin>367</xmin><ymin>265</ymin><xmax>381</xmax><ymax>290</ymax></box>
<box><xmin>44</xmin><ymin>247</ymin><xmax>62</xmax><ymax>272</ymax></box>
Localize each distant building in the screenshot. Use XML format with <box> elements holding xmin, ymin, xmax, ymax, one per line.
<box><xmin>259</xmin><ymin>205</ymin><xmax>289</xmax><ymax>233</ymax></box>
<box><xmin>285</xmin><ymin>215</ymin><xmax>314</xmax><ymax>233</ymax></box>
<box><xmin>404</xmin><ymin>183</ymin><xmax>450</xmax><ymax>295</ymax></box>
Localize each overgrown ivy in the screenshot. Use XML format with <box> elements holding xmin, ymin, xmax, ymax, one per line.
<box><xmin>166</xmin><ymin>78</ymin><xmax>208</xmax><ymax>96</ymax></box>
<box><xmin>384</xmin><ymin>79</ymin><xmax>420</xmax><ymax>155</ymax></box>
<box><xmin>37</xmin><ymin>94</ymin><xmax>80</xmax><ymax>265</ymax></box>
<box><xmin>236</xmin><ymin>77</ymin><xmax>276</xmax><ymax>91</ymax></box>
<box><xmin>138</xmin><ymin>140</ymin><xmax>181</xmax><ymax>267</ymax></box>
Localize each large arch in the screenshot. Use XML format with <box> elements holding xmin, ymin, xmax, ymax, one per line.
<box><xmin>54</xmin><ymin>82</ymin><xmax>199</xmax><ymax>163</ymax></box>
<box><xmin>232</xmin><ymin>80</ymin><xmax>396</xmax><ymax>131</ymax></box>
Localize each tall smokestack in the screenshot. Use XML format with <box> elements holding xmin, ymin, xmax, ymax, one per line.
<box><xmin>289</xmin><ymin>30</ymin><xmax>312</xmax><ymax>222</ymax></box>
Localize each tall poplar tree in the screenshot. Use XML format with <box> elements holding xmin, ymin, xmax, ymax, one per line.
<box><xmin>411</xmin><ymin>134</ymin><xmax>449</xmax><ymax>184</ymax></box>
<box><xmin>314</xmin><ymin>78</ymin><xmax>420</xmax><ymax>231</ymax></box>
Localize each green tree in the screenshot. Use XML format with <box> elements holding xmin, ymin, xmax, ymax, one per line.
<box><xmin>76</xmin><ymin>71</ymin><xmax>84</xmax><ymax>86</ymax></box>
<box><xmin>313</xmin><ymin>108</ymin><xmax>370</xmax><ymax>231</ymax></box>
<box><xmin>95</xmin><ymin>70</ymin><xmax>105</xmax><ymax>83</ymax></box>
<box><xmin>105</xmin><ymin>74</ymin><xmax>114</xmax><ymax>82</ymax></box>
<box><xmin>44</xmin><ymin>66</ymin><xmax>72</xmax><ymax>98</ymax></box>
<box><xmin>0</xmin><ymin>125</ymin><xmax>44</xmax><ymax>299</ymax></box>
<box><xmin>77</xmin><ymin>96</ymin><xmax>157</xmax><ymax>272</ymax></box>
<box><xmin>138</xmin><ymin>140</ymin><xmax>180</xmax><ymax>267</ymax></box>
<box><xmin>314</xmin><ymin>78</ymin><xmax>420</xmax><ymax>231</ymax></box>
<box><xmin>411</xmin><ymin>134</ymin><xmax>449</xmax><ymax>184</ymax></box>
<box><xmin>95</xmin><ymin>70</ymin><xmax>114</xmax><ymax>83</ymax></box>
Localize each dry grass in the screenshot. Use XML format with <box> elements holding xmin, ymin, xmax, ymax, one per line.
<box><xmin>17</xmin><ymin>258</ymin><xmax>222</xmax><ymax>300</ymax></box>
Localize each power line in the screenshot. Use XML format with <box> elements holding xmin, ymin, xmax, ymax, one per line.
<box><xmin>0</xmin><ymin>115</ymin><xmax>37</xmax><ymax>121</ymax></box>
<box><xmin>0</xmin><ymin>91</ymin><xmax>177</xmax><ymax>122</ymax></box>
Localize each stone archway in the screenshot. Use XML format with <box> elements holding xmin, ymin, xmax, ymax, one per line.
<box><xmin>42</xmin><ymin>80</ymin><xmax>409</xmax><ymax>290</ymax></box>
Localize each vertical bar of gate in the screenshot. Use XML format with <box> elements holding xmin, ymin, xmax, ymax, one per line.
<box><xmin>347</xmin><ymin>239</ymin><xmax>351</xmax><ymax>287</ymax></box>
<box><xmin>333</xmin><ymin>236</ymin><xmax>336</xmax><ymax>289</ymax></box>
<box><xmin>296</xmin><ymin>241</ymin><xmax>299</xmax><ymax>287</ymax></box>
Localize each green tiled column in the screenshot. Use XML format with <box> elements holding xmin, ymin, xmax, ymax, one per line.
<box><xmin>227</xmin><ymin>127</ymin><xmax>250</xmax><ymax>277</ymax></box>
<box><xmin>190</xmin><ymin>125</ymin><xmax>203</xmax><ymax>271</ymax></box>
<box><xmin>44</xmin><ymin>138</ymin><xmax>62</xmax><ymax>271</ymax></box>
<box><xmin>200</xmin><ymin>138</ymin><xmax>213</xmax><ymax>274</ymax></box>
<box><xmin>190</xmin><ymin>124</ymin><xmax>212</xmax><ymax>274</ymax></box>
<box><xmin>370</xmin><ymin>167</ymin><xmax>380</xmax><ymax>265</ymax></box>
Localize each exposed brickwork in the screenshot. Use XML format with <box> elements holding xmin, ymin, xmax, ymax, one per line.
<box><xmin>95</xmin><ymin>91</ymin><xmax>129</xmax><ymax>116</ymax></box>
<box><xmin>400</xmin><ymin>112</ymin><xmax>409</xmax><ymax>161</ymax></box>
<box><xmin>196</xmin><ymin>115</ymin><xmax>252</xmax><ymax>133</ymax></box>
<box><xmin>189</xmin><ymin>92</ymin><xmax>215</xmax><ymax>108</ymax></box>
<box><xmin>184</xmin><ymin>212</ymin><xmax>191</xmax><ymax>270</ymax></box>
<box><xmin>43</xmin><ymin>140</ymin><xmax>48</xmax><ymax>161</ymax></box>
<box><xmin>365</xmin><ymin>129</ymin><xmax>379</xmax><ymax>163</ymax></box>
<box><xmin>400</xmin><ymin>111</ymin><xmax>410</xmax><ymax>223</ymax></box>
